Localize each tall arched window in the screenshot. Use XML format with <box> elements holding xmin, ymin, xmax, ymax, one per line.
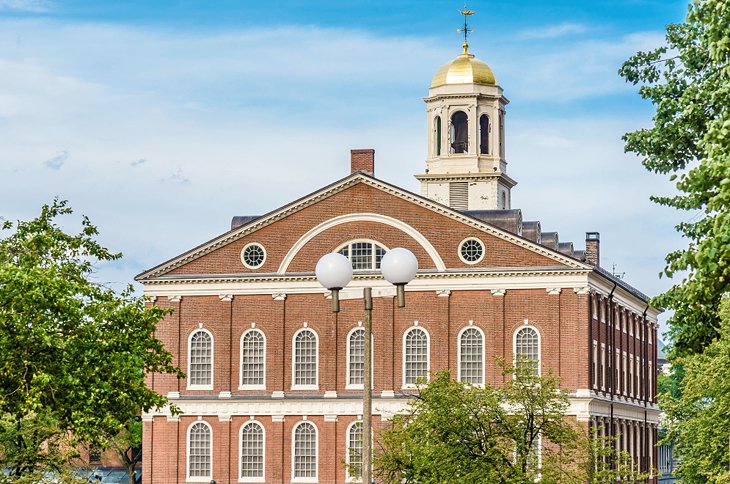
<box><xmin>240</xmin><ymin>421</ymin><xmax>265</xmax><ymax>481</ymax></box>
<box><xmin>479</xmin><ymin>114</ymin><xmax>489</xmax><ymax>154</ymax></box>
<box><xmin>187</xmin><ymin>421</ymin><xmax>212</xmax><ymax>481</ymax></box>
<box><xmin>346</xmin><ymin>421</ymin><xmax>363</xmax><ymax>482</ymax></box>
<box><xmin>450</xmin><ymin>111</ymin><xmax>468</xmax><ymax>153</ymax></box>
<box><xmin>188</xmin><ymin>329</ymin><xmax>213</xmax><ymax>388</ymax></box>
<box><xmin>292</xmin><ymin>422</ymin><xmax>317</xmax><ymax>481</ymax></box>
<box><xmin>435</xmin><ymin>115</ymin><xmax>442</xmax><ymax>156</ymax></box>
<box><xmin>458</xmin><ymin>327</ymin><xmax>484</xmax><ymax>385</ymax></box>
<box><xmin>337</xmin><ymin>240</ymin><xmax>388</xmax><ymax>271</ymax></box>
<box><xmin>514</xmin><ymin>326</ymin><xmax>540</xmax><ymax>375</ymax></box>
<box><xmin>240</xmin><ymin>329</ymin><xmax>265</xmax><ymax>388</ymax></box>
<box><xmin>403</xmin><ymin>327</ymin><xmax>429</xmax><ymax>387</ymax></box>
<box><xmin>293</xmin><ymin>329</ymin><xmax>318</xmax><ymax>389</ymax></box>
<box><xmin>347</xmin><ymin>328</ymin><xmax>365</xmax><ymax>388</ymax></box>
<box><xmin>499</xmin><ymin>111</ymin><xmax>505</xmax><ymax>157</ymax></box>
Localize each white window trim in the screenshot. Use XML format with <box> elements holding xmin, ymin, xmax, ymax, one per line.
<box><xmin>600</xmin><ymin>343</ymin><xmax>606</xmax><ymax>391</ymax></box>
<box><xmin>345</xmin><ymin>327</ymin><xmax>373</xmax><ymax>390</ymax></box>
<box><xmin>402</xmin><ymin>325</ymin><xmax>430</xmax><ymax>389</ymax></box>
<box><xmin>238</xmin><ymin>420</ymin><xmax>265</xmax><ymax>483</ymax></box>
<box><xmin>334</xmin><ymin>239</ymin><xmax>390</xmax><ymax>272</ymax></box>
<box><xmin>186</xmin><ymin>420</ymin><xmax>212</xmax><ymax>482</ymax></box>
<box><xmin>457</xmin><ymin>237</ymin><xmax>486</xmax><ymax>265</ymax></box>
<box><xmin>345</xmin><ymin>420</ymin><xmax>363</xmax><ymax>483</ymax></box>
<box><xmin>512</xmin><ymin>325</ymin><xmax>542</xmax><ymax>376</ymax></box>
<box><xmin>592</xmin><ymin>340</ymin><xmax>598</xmax><ymax>389</ymax></box>
<box><xmin>291</xmin><ymin>420</ymin><xmax>318</xmax><ymax>483</ymax></box>
<box><xmin>240</xmin><ymin>242</ymin><xmax>267</xmax><ymax>270</ymax></box>
<box><xmin>239</xmin><ymin>329</ymin><xmax>266</xmax><ymax>390</ymax></box>
<box><xmin>629</xmin><ymin>354</ymin><xmax>635</xmax><ymax>398</ymax></box>
<box><xmin>187</xmin><ymin>328</ymin><xmax>214</xmax><ymax>391</ymax></box>
<box><xmin>291</xmin><ymin>328</ymin><xmax>319</xmax><ymax>391</ymax></box>
<box><xmin>457</xmin><ymin>325</ymin><xmax>485</xmax><ymax>386</ymax></box>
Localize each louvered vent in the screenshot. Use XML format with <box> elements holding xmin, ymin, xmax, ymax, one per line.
<box><xmin>449</xmin><ymin>182</ymin><xmax>468</xmax><ymax>210</ymax></box>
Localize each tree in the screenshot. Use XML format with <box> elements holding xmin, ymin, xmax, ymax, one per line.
<box><xmin>619</xmin><ymin>0</ymin><xmax>730</xmax><ymax>355</ymax></box>
<box><xmin>660</xmin><ymin>299</ymin><xmax>730</xmax><ymax>483</ymax></box>
<box><xmin>374</xmin><ymin>362</ymin><xmax>645</xmax><ymax>483</ymax></box>
<box><xmin>0</xmin><ymin>199</ymin><xmax>182</xmax><ymax>477</ymax></box>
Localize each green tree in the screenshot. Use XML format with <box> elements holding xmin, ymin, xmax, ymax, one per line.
<box><xmin>660</xmin><ymin>299</ymin><xmax>730</xmax><ymax>483</ymax></box>
<box><xmin>619</xmin><ymin>0</ymin><xmax>730</xmax><ymax>355</ymax></box>
<box><xmin>374</xmin><ymin>362</ymin><xmax>645</xmax><ymax>483</ymax></box>
<box><xmin>0</xmin><ymin>199</ymin><xmax>182</xmax><ymax>477</ymax></box>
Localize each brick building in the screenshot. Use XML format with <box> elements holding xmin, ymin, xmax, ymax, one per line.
<box><xmin>137</xmin><ymin>40</ymin><xmax>661</xmax><ymax>483</ymax></box>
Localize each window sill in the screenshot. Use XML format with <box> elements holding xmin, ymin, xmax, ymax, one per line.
<box><xmin>291</xmin><ymin>385</ymin><xmax>318</xmax><ymax>391</ymax></box>
<box><xmin>239</xmin><ymin>477</ymin><xmax>265</xmax><ymax>483</ymax></box>
<box><xmin>239</xmin><ymin>385</ymin><xmax>266</xmax><ymax>391</ymax></box>
<box><xmin>346</xmin><ymin>384</ymin><xmax>364</xmax><ymax>390</ymax></box>
<box><xmin>187</xmin><ymin>385</ymin><xmax>213</xmax><ymax>391</ymax></box>
<box><xmin>291</xmin><ymin>478</ymin><xmax>318</xmax><ymax>483</ymax></box>
<box><xmin>187</xmin><ymin>477</ymin><xmax>212</xmax><ymax>483</ymax></box>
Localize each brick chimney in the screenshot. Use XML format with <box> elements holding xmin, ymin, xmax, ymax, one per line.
<box><xmin>585</xmin><ymin>232</ymin><xmax>600</xmax><ymax>266</ymax></box>
<box><xmin>350</xmin><ymin>149</ymin><xmax>375</xmax><ymax>176</ymax></box>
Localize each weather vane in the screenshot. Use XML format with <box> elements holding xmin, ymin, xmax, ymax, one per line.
<box><xmin>457</xmin><ymin>4</ymin><xmax>474</xmax><ymax>53</ymax></box>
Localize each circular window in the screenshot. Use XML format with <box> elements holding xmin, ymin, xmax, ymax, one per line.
<box><xmin>241</xmin><ymin>243</ymin><xmax>266</xmax><ymax>269</ymax></box>
<box><xmin>459</xmin><ymin>238</ymin><xmax>485</xmax><ymax>264</ymax></box>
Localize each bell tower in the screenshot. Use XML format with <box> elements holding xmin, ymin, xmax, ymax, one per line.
<box><xmin>415</xmin><ymin>7</ymin><xmax>516</xmax><ymax>211</ymax></box>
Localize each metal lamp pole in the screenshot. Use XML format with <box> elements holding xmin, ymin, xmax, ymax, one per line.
<box><xmin>316</xmin><ymin>248</ymin><xmax>417</xmax><ymax>484</ymax></box>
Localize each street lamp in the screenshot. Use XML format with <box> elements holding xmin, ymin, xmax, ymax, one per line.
<box><xmin>316</xmin><ymin>247</ymin><xmax>418</xmax><ymax>484</ymax></box>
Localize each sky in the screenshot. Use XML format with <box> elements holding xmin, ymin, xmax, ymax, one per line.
<box><xmin>0</xmin><ymin>0</ymin><xmax>692</xmax><ymax>336</ymax></box>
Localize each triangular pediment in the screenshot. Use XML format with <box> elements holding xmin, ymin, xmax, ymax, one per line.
<box><xmin>136</xmin><ymin>173</ymin><xmax>589</xmax><ymax>282</ymax></box>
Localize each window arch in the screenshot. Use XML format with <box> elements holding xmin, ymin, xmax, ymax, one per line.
<box><xmin>292</xmin><ymin>329</ymin><xmax>318</xmax><ymax>389</ymax></box>
<box><xmin>479</xmin><ymin>114</ymin><xmax>489</xmax><ymax>154</ymax></box>
<box><xmin>346</xmin><ymin>421</ymin><xmax>363</xmax><ymax>482</ymax></box>
<box><xmin>514</xmin><ymin>326</ymin><xmax>540</xmax><ymax>375</ymax></box>
<box><xmin>435</xmin><ymin>115</ymin><xmax>442</xmax><ymax>156</ymax></box>
<box><xmin>240</xmin><ymin>329</ymin><xmax>266</xmax><ymax>389</ymax></box>
<box><xmin>347</xmin><ymin>327</ymin><xmax>365</xmax><ymax>389</ymax></box>
<box><xmin>292</xmin><ymin>421</ymin><xmax>318</xmax><ymax>482</ymax></box>
<box><xmin>403</xmin><ymin>327</ymin><xmax>429</xmax><ymax>387</ymax></box>
<box><xmin>187</xmin><ymin>421</ymin><xmax>212</xmax><ymax>481</ymax></box>
<box><xmin>450</xmin><ymin>111</ymin><xmax>468</xmax><ymax>153</ymax></box>
<box><xmin>188</xmin><ymin>329</ymin><xmax>213</xmax><ymax>389</ymax></box>
<box><xmin>458</xmin><ymin>326</ymin><xmax>484</xmax><ymax>385</ymax></box>
<box><xmin>240</xmin><ymin>421</ymin><xmax>265</xmax><ymax>481</ymax></box>
<box><xmin>336</xmin><ymin>240</ymin><xmax>388</xmax><ymax>271</ymax></box>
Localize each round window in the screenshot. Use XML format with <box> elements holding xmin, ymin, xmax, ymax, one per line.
<box><xmin>241</xmin><ymin>243</ymin><xmax>266</xmax><ymax>269</ymax></box>
<box><xmin>459</xmin><ymin>238</ymin><xmax>485</xmax><ymax>264</ymax></box>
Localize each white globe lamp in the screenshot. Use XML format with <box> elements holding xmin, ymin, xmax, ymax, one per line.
<box><xmin>315</xmin><ymin>252</ymin><xmax>353</xmax><ymax>312</ymax></box>
<box><xmin>380</xmin><ymin>247</ymin><xmax>418</xmax><ymax>307</ymax></box>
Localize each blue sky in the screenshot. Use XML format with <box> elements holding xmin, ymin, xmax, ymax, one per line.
<box><xmin>0</xmin><ymin>0</ymin><xmax>691</xmax><ymax>334</ymax></box>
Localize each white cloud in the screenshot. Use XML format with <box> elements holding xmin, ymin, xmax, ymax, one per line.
<box><xmin>0</xmin><ymin>0</ymin><xmax>51</xmax><ymax>12</ymax></box>
<box><xmin>515</xmin><ymin>22</ymin><xmax>588</xmax><ymax>40</ymax></box>
<box><xmin>0</xmin><ymin>17</ymin><xmax>679</xmax><ymax>333</ymax></box>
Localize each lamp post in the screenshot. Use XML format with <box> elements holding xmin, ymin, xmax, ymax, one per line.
<box><xmin>316</xmin><ymin>248</ymin><xmax>418</xmax><ymax>484</ymax></box>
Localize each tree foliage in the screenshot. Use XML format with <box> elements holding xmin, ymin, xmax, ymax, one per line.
<box><xmin>374</xmin><ymin>363</ymin><xmax>645</xmax><ymax>483</ymax></box>
<box><xmin>660</xmin><ymin>299</ymin><xmax>730</xmax><ymax>483</ymax></box>
<box><xmin>619</xmin><ymin>0</ymin><xmax>730</xmax><ymax>355</ymax></box>
<box><xmin>0</xmin><ymin>200</ymin><xmax>182</xmax><ymax>475</ymax></box>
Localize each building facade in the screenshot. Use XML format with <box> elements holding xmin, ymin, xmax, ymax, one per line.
<box><xmin>137</xmin><ymin>40</ymin><xmax>661</xmax><ymax>483</ymax></box>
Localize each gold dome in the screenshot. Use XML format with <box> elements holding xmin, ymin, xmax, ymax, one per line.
<box><xmin>431</xmin><ymin>45</ymin><xmax>496</xmax><ymax>88</ymax></box>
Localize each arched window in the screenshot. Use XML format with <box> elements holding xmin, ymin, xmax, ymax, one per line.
<box><xmin>346</xmin><ymin>421</ymin><xmax>363</xmax><ymax>482</ymax></box>
<box><xmin>292</xmin><ymin>422</ymin><xmax>317</xmax><ymax>481</ymax></box>
<box><xmin>240</xmin><ymin>421</ymin><xmax>265</xmax><ymax>481</ymax></box>
<box><xmin>458</xmin><ymin>327</ymin><xmax>484</xmax><ymax>385</ymax></box>
<box><xmin>240</xmin><ymin>329</ymin><xmax>265</xmax><ymax>388</ymax></box>
<box><xmin>499</xmin><ymin>111</ymin><xmax>505</xmax><ymax>157</ymax></box>
<box><xmin>514</xmin><ymin>326</ymin><xmax>540</xmax><ymax>375</ymax></box>
<box><xmin>403</xmin><ymin>327</ymin><xmax>429</xmax><ymax>387</ymax></box>
<box><xmin>337</xmin><ymin>240</ymin><xmax>388</xmax><ymax>271</ymax></box>
<box><xmin>188</xmin><ymin>330</ymin><xmax>213</xmax><ymax>388</ymax></box>
<box><xmin>435</xmin><ymin>115</ymin><xmax>442</xmax><ymax>156</ymax></box>
<box><xmin>293</xmin><ymin>329</ymin><xmax>318</xmax><ymax>389</ymax></box>
<box><xmin>347</xmin><ymin>328</ymin><xmax>365</xmax><ymax>388</ymax></box>
<box><xmin>450</xmin><ymin>111</ymin><xmax>468</xmax><ymax>153</ymax></box>
<box><xmin>479</xmin><ymin>114</ymin><xmax>489</xmax><ymax>154</ymax></box>
<box><xmin>187</xmin><ymin>421</ymin><xmax>212</xmax><ymax>480</ymax></box>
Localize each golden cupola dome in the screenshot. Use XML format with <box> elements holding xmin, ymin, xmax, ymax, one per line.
<box><xmin>430</xmin><ymin>44</ymin><xmax>496</xmax><ymax>88</ymax></box>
